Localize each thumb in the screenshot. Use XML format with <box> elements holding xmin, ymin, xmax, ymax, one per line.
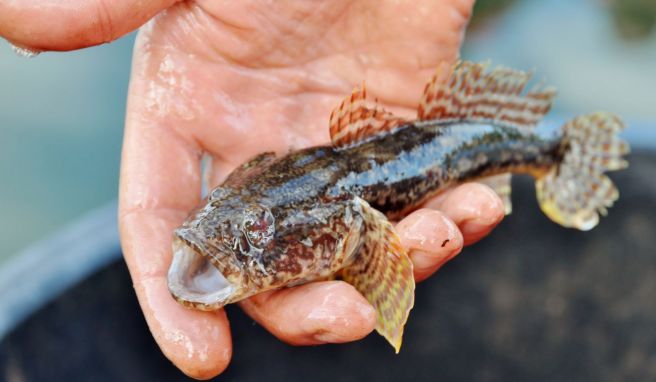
<box><xmin>0</xmin><ymin>0</ymin><xmax>180</xmax><ymax>51</ymax></box>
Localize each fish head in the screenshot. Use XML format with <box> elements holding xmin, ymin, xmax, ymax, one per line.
<box><xmin>167</xmin><ymin>187</ymin><xmax>279</xmax><ymax>310</ymax></box>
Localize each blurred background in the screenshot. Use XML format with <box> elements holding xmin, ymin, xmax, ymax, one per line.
<box><xmin>0</xmin><ymin>0</ymin><xmax>655</xmax><ymax>381</ymax></box>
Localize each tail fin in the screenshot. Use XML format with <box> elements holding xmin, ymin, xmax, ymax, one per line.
<box><xmin>536</xmin><ymin>112</ymin><xmax>629</xmax><ymax>230</ymax></box>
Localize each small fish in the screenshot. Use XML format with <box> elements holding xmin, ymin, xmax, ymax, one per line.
<box><xmin>167</xmin><ymin>61</ymin><xmax>629</xmax><ymax>352</ymax></box>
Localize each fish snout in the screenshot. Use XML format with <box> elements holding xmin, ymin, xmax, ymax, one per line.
<box><xmin>167</xmin><ymin>233</ymin><xmax>241</xmax><ymax>310</ymax></box>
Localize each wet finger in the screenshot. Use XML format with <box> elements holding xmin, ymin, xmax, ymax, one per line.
<box><xmin>239</xmin><ymin>281</ymin><xmax>376</xmax><ymax>345</ymax></box>
<box><xmin>425</xmin><ymin>182</ymin><xmax>505</xmax><ymax>245</ymax></box>
<box><xmin>120</xmin><ymin>210</ymin><xmax>232</xmax><ymax>380</ymax></box>
<box><xmin>395</xmin><ymin>209</ymin><xmax>464</xmax><ymax>282</ymax></box>
<box><xmin>0</xmin><ymin>0</ymin><xmax>178</xmax><ymax>51</ymax></box>
<box><xmin>119</xmin><ymin>41</ymin><xmax>231</xmax><ymax>380</ymax></box>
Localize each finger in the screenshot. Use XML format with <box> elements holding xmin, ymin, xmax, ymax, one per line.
<box><xmin>425</xmin><ymin>182</ymin><xmax>506</xmax><ymax>245</ymax></box>
<box><xmin>396</xmin><ymin>209</ymin><xmax>464</xmax><ymax>282</ymax></box>
<box><xmin>239</xmin><ymin>281</ymin><xmax>376</xmax><ymax>345</ymax></box>
<box><xmin>119</xmin><ymin>129</ymin><xmax>231</xmax><ymax>380</ymax></box>
<box><xmin>119</xmin><ymin>50</ymin><xmax>230</xmax><ymax>379</ymax></box>
<box><xmin>0</xmin><ymin>0</ymin><xmax>179</xmax><ymax>51</ymax></box>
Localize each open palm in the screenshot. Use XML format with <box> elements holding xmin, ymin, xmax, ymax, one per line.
<box><xmin>2</xmin><ymin>0</ymin><xmax>506</xmax><ymax>379</ymax></box>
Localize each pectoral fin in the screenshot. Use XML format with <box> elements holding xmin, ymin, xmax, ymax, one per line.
<box><xmin>342</xmin><ymin>197</ymin><xmax>415</xmax><ymax>353</ymax></box>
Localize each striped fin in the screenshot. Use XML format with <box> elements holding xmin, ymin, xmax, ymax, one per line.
<box><xmin>536</xmin><ymin>112</ymin><xmax>629</xmax><ymax>230</ymax></box>
<box><xmin>418</xmin><ymin>61</ymin><xmax>557</xmax><ymax>129</ymax></box>
<box><xmin>342</xmin><ymin>197</ymin><xmax>415</xmax><ymax>353</ymax></box>
<box><xmin>329</xmin><ymin>84</ymin><xmax>409</xmax><ymax>149</ymax></box>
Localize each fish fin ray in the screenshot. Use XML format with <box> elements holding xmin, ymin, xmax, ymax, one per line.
<box><xmin>478</xmin><ymin>173</ymin><xmax>513</xmax><ymax>215</ymax></box>
<box><xmin>418</xmin><ymin>60</ymin><xmax>556</xmax><ymax>129</ymax></box>
<box><xmin>329</xmin><ymin>83</ymin><xmax>410</xmax><ymax>149</ymax></box>
<box><xmin>536</xmin><ymin>112</ymin><xmax>629</xmax><ymax>230</ymax></box>
<box><xmin>342</xmin><ymin>197</ymin><xmax>415</xmax><ymax>352</ymax></box>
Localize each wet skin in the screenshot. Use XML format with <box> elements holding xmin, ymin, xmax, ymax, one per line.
<box><xmin>0</xmin><ymin>0</ymin><xmax>509</xmax><ymax>379</ymax></box>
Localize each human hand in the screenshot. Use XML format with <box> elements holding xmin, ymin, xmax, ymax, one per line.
<box><xmin>1</xmin><ymin>0</ymin><xmax>505</xmax><ymax>379</ymax></box>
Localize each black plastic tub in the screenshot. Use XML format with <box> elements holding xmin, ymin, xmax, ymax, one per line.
<box><xmin>1</xmin><ymin>151</ymin><xmax>656</xmax><ymax>382</ymax></box>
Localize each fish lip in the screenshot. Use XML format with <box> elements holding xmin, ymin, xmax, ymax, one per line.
<box><xmin>167</xmin><ymin>233</ymin><xmax>240</xmax><ymax>309</ymax></box>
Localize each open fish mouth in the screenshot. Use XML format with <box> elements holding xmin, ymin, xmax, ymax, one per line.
<box><xmin>167</xmin><ymin>237</ymin><xmax>236</xmax><ymax>309</ymax></box>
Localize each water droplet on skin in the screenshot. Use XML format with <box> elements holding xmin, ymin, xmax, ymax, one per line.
<box><xmin>8</xmin><ymin>42</ymin><xmax>41</xmax><ymax>58</ymax></box>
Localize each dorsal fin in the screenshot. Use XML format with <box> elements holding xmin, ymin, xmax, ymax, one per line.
<box><xmin>329</xmin><ymin>84</ymin><xmax>409</xmax><ymax>149</ymax></box>
<box><xmin>418</xmin><ymin>61</ymin><xmax>557</xmax><ymax>129</ymax></box>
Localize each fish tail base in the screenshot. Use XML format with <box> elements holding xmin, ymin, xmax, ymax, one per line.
<box><xmin>536</xmin><ymin>112</ymin><xmax>629</xmax><ymax>230</ymax></box>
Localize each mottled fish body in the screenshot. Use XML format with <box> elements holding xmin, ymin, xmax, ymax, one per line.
<box><xmin>168</xmin><ymin>61</ymin><xmax>629</xmax><ymax>351</ymax></box>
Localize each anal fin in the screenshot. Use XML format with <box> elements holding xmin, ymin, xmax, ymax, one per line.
<box><xmin>342</xmin><ymin>197</ymin><xmax>415</xmax><ymax>352</ymax></box>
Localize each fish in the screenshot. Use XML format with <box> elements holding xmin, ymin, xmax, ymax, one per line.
<box><xmin>167</xmin><ymin>61</ymin><xmax>629</xmax><ymax>352</ymax></box>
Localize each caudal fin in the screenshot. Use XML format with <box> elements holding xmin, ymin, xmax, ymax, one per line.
<box><xmin>536</xmin><ymin>112</ymin><xmax>629</xmax><ymax>230</ymax></box>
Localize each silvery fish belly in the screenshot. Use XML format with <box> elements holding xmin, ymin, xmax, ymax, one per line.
<box><xmin>167</xmin><ymin>61</ymin><xmax>629</xmax><ymax>352</ymax></box>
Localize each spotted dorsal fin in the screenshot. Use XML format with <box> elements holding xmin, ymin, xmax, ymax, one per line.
<box><xmin>418</xmin><ymin>61</ymin><xmax>557</xmax><ymax>129</ymax></box>
<box><xmin>329</xmin><ymin>84</ymin><xmax>409</xmax><ymax>149</ymax></box>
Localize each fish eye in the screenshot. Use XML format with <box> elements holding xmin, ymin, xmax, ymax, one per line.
<box><xmin>242</xmin><ymin>207</ymin><xmax>275</xmax><ymax>248</ymax></box>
